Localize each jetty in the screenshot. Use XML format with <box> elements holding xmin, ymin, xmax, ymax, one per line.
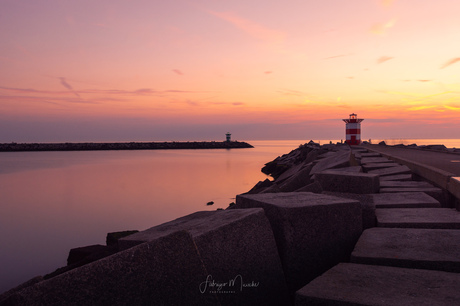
<box><xmin>1</xmin><ymin>141</ymin><xmax>459</xmax><ymax>305</ymax></box>
<box><xmin>0</xmin><ymin>141</ymin><xmax>253</xmax><ymax>152</ymax></box>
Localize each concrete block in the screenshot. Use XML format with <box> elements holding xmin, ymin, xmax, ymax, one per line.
<box><xmin>447</xmin><ymin>177</ymin><xmax>460</xmax><ymax>207</ymax></box>
<box><xmin>362</xmin><ymin>162</ymin><xmax>400</xmax><ymax>171</ymax></box>
<box><xmin>295</xmin><ymin>263</ymin><xmax>460</xmax><ymax>306</ymax></box>
<box><xmin>380</xmin><ymin>181</ymin><xmax>434</xmax><ymax>188</ymax></box>
<box><xmin>294</xmin><ymin>181</ymin><xmax>323</xmax><ymax>193</ymax></box>
<box><xmin>368</xmin><ymin>165</ymin><xmax>412</xmax><ymax>177</ymax></box>
<box><xmin>360</xmin><ymin>157</ymin><xmax>394</xmax><ymax>164</ymax></box>
<box><xmin>376</xmin><ymin>208</ymin><xmax>460</xmax><ymax>229</ymax></box>
<box><xmin>359</xmin><ymin>152</ymin><xmax>381</xmax><ymax>158</ymax></box>
<box><xmin>2</xmin><ymin>231</ymin><xmax>219</xmax><ymax>306</ymax></box>
<box><xmin>323</xmin><ymin>192</ymin><xmax>376</xmax><ymax>230</ymax></box>
<box><xmin>379</xmin><ymin>187</ymin><xmax>444</xmax><ymax>205</ymax></box>
<box><xmin>351</xmin><ymin>228</ymin><xmax>460</xmax><ymax>272</ymax></box>
<box><xmin>372</xmin><ymin>192</ymin><xmax>440</xmax><ymax>208</ymax></box>
<box><xmin>380</xmin><ymin>174</ymin><xmax>413</xmax><ymax>181</ymax></box>
<box><xmin>315</xmin><ymin>170</ymin><xmax>379</xmax><ymax>194</ymax></box>
<box><xmin>325</xmin><ymin>166</ymin><xmax>362</xmax><ymax>173</ymax></box>
<box><xmin>278</xmin><ymin>164</ymin><xmax>313</xmax><ymax>192</ymax></box>
<box><xmin>309</xmin><ymin>150</ymin><xmax>351</xmax><ymax>175</ymax></box>
<box><xmin>275</xmin><ymin>162</ymin><xmax>306</xmax><ymax>183</ymax></box>
<box><xmin>235</xmin><ymin>192</ymin><xmax>362</xmax><ymax>293</ymax></box>
<box><xmin>120</xmin><ymin>209</ymin><xmax>289</xmax><ymax>306</ymax></box>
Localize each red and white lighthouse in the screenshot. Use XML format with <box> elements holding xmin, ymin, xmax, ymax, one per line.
<box><xmin>342</xmin><ymin>113</ymin><xmax>364</xmax><ymax>145</ymax></box>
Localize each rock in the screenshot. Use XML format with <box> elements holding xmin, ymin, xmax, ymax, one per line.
<box><xmin>351</xmin><ymin>228</ymin><xmax>460</xmax><ymax>273</ymax></box>
<box><xmin>295</xmin><ymin>263</ymin><xmax>460</xmax><ymax>306</ymax></box>
<box><xmin>379</xmin><ymin>141</ymin><xmax>387</xmax><ymax>145</ymax></box>
<box><xmin>278</xmin><ymin>164</ymin><xmax>313</xmax><ymax>192</ymax></box>
<box><xmin>235</xmin><ymin>192</ymin><xmax>362</xmax><ymax>293</ymax></box>
<box><xmin>119</xmin><ymin>209</ymin><xmax>289</xmax><ymax>306</ymax></box>
<box><xmin>315</xmin><ymin>170</ymin><xmax>380</xmax><ymax>194</ymax></box>
<box><xmin>244</xmin><ymin>178</ymin><xmax>273</xmax><ymax>194</ymax></box>
<box><xmin>2</xmin><ymin>231</ymin><xmax>220</xmax><ymax>306</ymax></box>
<box><xmin>295</xmin><ymin>181</ymin><xmax>323</xmax><ymax>193</ymax></box>
<box><xmin>106</xmin><ymin>230</ymin><xmax>139</xmax><ymax>247</ymax></box>
<box><xmin>372</xmin><ymin>192</ymin><xmax>440</xmax><ymax>208</ymax></box>
<box><xmin>309</xmin><ymin>150</ymin><xmax>352</xmax><ymax>175</ymax></box>
<box><xmin>67</xmin><ymin>245</ymin><xmax>113</xmax><ymax>266</ymax></box>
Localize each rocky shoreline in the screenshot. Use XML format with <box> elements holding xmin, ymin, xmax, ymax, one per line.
<box><xmin>0</xmin><ymin>141</ymin><xmax>253</xmax><ymax>152</ymax></box>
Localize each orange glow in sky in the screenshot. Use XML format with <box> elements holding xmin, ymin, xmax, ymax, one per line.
<box><xmin>1</xmin><ymin>0</ymin><xmax>460</xmax><ymax>141</ymax></box>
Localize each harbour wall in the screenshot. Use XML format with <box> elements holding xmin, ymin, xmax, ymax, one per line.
<box><xmin>0</xmin><ymin>141</ymin><xmax>253</xmax><ymax>152</ymax></box>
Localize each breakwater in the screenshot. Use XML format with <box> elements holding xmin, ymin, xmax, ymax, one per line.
<box><xmin>0</xmin><ymin>141</ymin><xmax>253</xmax><ymax>152</ymax></box>
<box><xmin>1</xmin><ymin>141</ymin><xmax>459</xmax><ymax>305</ymax></box>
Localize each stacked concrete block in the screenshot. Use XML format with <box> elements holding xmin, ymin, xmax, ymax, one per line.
<box><xmin>309</xmin><ymin>150</ymin><xmax>352</xmax><ymax>175</ymax></box>
<box><xmin>3</xmin><ymin>209</ymin><xmax>289</xmax><ymax>306</ymax></box>
<box><xmin>368</xmin><ymin>165</ymin><xmax>412</xmax><ymax>177</ymax></box>
<box><xmin>315</xmin><ymin>170</ymin><xmax>380</xmax><ymax>194</ymax></box>
<box><xmin>372</xmin><ymin>192</ymin><xmax>441</xmax><ymax>208</ymax></box>
<box><xmin>376</xmin><ymin>208</ymin><xmax>460</xmax><ymax>229</ymax></box>
<box><xmin>351</xmin><ymin>228</ymin><xmax>460</xmax><ymax>273</ymax></box>
<box><xmin>120</xmin><ymin>208</ymin><xmax>289</xmax><ymax>306</ymax></box>
<box><xmin>235</xmin><ymin>192</ymin><xmax>362</xmax><ymax>293</ymax></box>
<box><xmin>295</xmin><ymin>263</ymin><xmax>460</xmax><ymax>306</ymax></box>
<box><xmin>1</xmin><ymin>231</ymin><xmax>220</xmax><ymax>306</ymax></box>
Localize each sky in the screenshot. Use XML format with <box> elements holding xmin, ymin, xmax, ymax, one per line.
<box><xmin>1</xmin><ymin>0</ymin><xmax>460</xmax><ymax>142</ymax></box>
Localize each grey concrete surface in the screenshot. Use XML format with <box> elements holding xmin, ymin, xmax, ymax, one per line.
<box><xmin>235</xmin><ymin>192</ymin><xmax>362</xmax><ymax>293</ymax></box>
<box><xmin>351</xmin><ymin>228</ymin><xmax>460</xmax><ymax>272</ymax></box>
<box><xmin>379</xmin><ymin>174</ymin><xmax>413</xmax><ymax>181</ymax></box>
<box><xmin>1</xmin><ymin>231</ymin><xmax>220</xmax><ymax>306</ymax></box>
<box><xmin>368</xmin><ymin>165</ymin><xmax>412</xmax><ymax>176</ymax></box>
<box><xmin>120</xmin><ymin>208</ymin><xmax>289</xmax><ymax>306</ymax></box>
<box><xmin>295</xmin><ymin>263</ymin><xmax>460</xmax><ymax>306</ymax></box>
<box><xmin>372</xmin><ymin>192</ymin><xmax>440</xmax><ymax>208</ymax></box>
<box><xmin>315</xmin><ymin>170</ymin><xmax>379</xmax><ymax>194</ymax></box>
<box><xmin>376</xmin><ymin>208</ymin><xmax>460</xmax><ymax>229</ymax></box>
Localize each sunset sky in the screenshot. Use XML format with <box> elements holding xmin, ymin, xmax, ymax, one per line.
<box><xmin>1</xmin><ymin>0</ymin><xmax>459</xmax><ymax>142</ymax></box>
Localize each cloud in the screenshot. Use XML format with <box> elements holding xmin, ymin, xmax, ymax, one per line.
<box><xmin>264</xmin><ymin>71</ymin><xmax>273</xmax><ymax>75</ymax></box>
<box><xmin>370</xmin><ymin>19</ymin><xmax>396</xmax><ymax>35</ymax></box>
<box><xmin>376</xmin><ymin>56</ymin><xmax>394</xmax><ymax>64</ymax></box>
<box><xmin>59</xmin><ymin>77</ymin><xmax>81</xmax><ymax>98</ymax></box>
<box><xmin>440</xmin><ymin>57</ymin><xmax>460</xmax><ymax>69</ymax></box>
<box><xmin>209</xmin><ymin>11</ymin><xmax>285</xmax><ymax>44</ymax></box>
<box><xmin>172</xmin><ymin>69</ymin><xmax>184</xmax><ymax>76</ymax></box>
<box><xmin>323</xmin><ymin>53</ymin><xmax>353</xmax><ymax>60</ymax></box>
<box><xmin>417</xmin><ymin>80</ymin><xmax>431</xmax><ymax>83</ymax></box>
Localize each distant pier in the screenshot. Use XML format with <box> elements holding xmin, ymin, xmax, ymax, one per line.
<box><xmin>0</xmin><ymin>141</ymin><xmax>253</xmax><ymax>152</ymax></box>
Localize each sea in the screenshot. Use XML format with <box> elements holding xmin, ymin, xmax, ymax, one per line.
<box><xmin>1</xmin><ymin>138</ymin><xmax>459</xmax><ymax>293</ymax></box>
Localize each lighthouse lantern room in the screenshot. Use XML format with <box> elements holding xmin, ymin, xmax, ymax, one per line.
<box><xmin>342</xmin><ymin>113</ymin><xmax>364</xmax><ymax>145</ymax></box>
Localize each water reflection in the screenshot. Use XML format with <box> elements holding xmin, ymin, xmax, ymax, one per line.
<box><xmin>0</xmin><ymin>141</ymin><xmax>302</xmax><ymax>293</ymax></box>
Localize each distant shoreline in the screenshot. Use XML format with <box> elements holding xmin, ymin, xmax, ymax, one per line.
<box><xmin>0</xmin><ymin>141</ymin><xmax>254</xmax><ymax>152</ymax></box>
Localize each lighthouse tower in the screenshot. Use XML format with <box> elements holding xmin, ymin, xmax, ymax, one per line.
<box><xmin>342</xmin><ymin>113</ymin><xmax>364</xmax><ymax>145</ymax></box>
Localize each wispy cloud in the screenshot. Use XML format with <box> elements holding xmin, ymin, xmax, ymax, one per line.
<box><xmin>370</xmin><ymin>19</ymin><xmax>396</xmax><ymax>35</ymax></box>
<box><xmin>323</xmin><ymin>53</ymin><xmax>353</xmax><ymax>60</ymax></box>
<box><xmin>376</xmin><ymin>56</ymin><xmax>394</xmax><ymax>64</ymax></box>
<box><xmin>440</xmin><ymin>57</ymin><xmax>460</xmax><ymax>69</ymax></box>
<box><xmin>172</xmin><ymin>69</ymin><xmax>184</xmax><ymax>76</ymax></box>
<box><xmin>60</xmin><ymin>77</ymin><xmax>81</xmax><ymax>98</ymax></box>
<box><xmin>209</xmin><ymin>11</ymin><xmax>285</xmax><ymax>44</ymax></box>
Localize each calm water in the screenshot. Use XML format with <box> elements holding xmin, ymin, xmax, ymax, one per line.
<box><xmin>1</xmin><ymin>138</ymin><xmax>459</xmax><ymax>293</ymax></box>
<box><xmin>0</xmin><ymin>140</ymin><xmax>308</xmax><ymax>293</ymax></box>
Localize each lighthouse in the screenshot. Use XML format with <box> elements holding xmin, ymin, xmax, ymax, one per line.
<box><xmin>342</xmin><ymin>113</ymin><xmax>364</xmax><ymax>145</ymax></box>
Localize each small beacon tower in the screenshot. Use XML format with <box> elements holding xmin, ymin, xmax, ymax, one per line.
<box><xmin>342</xmin><ymin>113</ymin><xmax>364</xmax><ymax>145</ymax></box>
<box><xmin>225</xmin><ymin>132</ymin><xmax>231</xmax><ymax>142</ymax></box>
